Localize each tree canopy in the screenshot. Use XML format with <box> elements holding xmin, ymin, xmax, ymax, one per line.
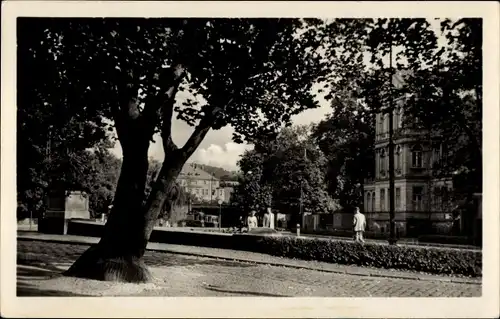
<box><xmin>234</xmin><ymin>125</ymin><xmax>333</xmax><ymax>215</ymax></box>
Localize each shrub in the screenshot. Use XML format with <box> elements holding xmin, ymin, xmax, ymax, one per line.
<box><xmin>235</xmin><ymin>235</ymin><xmax>482</xmax><ymax>277</ymax></box>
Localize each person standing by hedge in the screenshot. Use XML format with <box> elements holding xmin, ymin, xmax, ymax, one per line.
<box><xmin>247</xmin><ymin>210</ymin><xmax>258</xmax><ymax>231</ymax></box>
<box><xmin>262</xmin><ymin>206</ymin><xmax>275</xmax><ymax>229</ymax></box>
<box><xmin>353</xmin><ymin>207</ymin><xmax>366</xmax><ymax>243</ymax></box>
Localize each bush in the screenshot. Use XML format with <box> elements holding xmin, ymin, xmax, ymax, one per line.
<box><xmin>234</xmin><ymin>235</ymin><xmax>482</xmax><ymax>277</ymax></box>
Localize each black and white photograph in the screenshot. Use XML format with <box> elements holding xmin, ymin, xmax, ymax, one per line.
<box><xmin>2</xmin><ymin>1</ymin><xmax>499</xmax><ymax>318</ymax></box>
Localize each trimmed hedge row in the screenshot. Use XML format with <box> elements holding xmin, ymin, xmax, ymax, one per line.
<box><xmin>233</xmin><ymin>235</ymin><xmax>482</xmax><ymax>277</ymax></box>
<box><xmin>66</xmin><ymin>220</ymin><xmax>481</xmax><ymax>277</ymax></box>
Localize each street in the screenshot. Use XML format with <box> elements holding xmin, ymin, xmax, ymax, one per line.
<box><xmin>17</xmin><ymin>241</ymin><xmax>481</xmax><ymax>297</ymax></box>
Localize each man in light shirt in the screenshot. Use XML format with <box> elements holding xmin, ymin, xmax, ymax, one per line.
<box><xmin>353</xmin><ymin>207</ymin><xmax>366</xmax><ymax>243</ymax></box>
<box><xmin>262</xmin><ymin>206</ymin><xmax>275</xmax><ymax>229</ymax></box>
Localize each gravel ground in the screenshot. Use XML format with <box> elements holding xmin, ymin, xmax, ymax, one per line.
<box><xmin>17</xmin><ymin>241</ymin><xmax>481</xmax><ymax>297</ymax></box>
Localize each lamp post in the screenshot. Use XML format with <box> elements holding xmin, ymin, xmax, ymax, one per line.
<box><xmin>217</xmin><ymin>199</ymin><xmax>223</xmax><ymax>230</ymax></box>
<box><xmin>387</xmin><ymin>21</ymin><xmax>397</xmax><ymax>245</ymax></box>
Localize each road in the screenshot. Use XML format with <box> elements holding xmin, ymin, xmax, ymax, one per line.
<box><xmin>17</xmin><ymin>240</ymin><xmax>481</xmax><ymax>297</ymax></box>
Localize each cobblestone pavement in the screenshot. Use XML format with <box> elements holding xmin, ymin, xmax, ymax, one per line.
<box><xmin>17</xmin><ymin>241</ymin><xmax>481</xmax><ymax>297</ymax></box>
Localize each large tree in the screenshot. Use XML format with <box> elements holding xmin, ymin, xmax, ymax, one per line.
<box><xmin>312</xmin><ymin>92</ymin><xmax>375</xmax><ymax>209</ymax></box>
<box><xmin>234</xmin><ymin>126</ymin><xmax>332</xmax><ymax>217</ymax></box>
<box><xmin>17</xmin><ymin>19</ymin><xmax>112</xmax><ymax>220</ymax></box>
<box><xmin>19</xmin><ymin>18</ymin><xmax>329</xmax><ymax>282</ymax></box>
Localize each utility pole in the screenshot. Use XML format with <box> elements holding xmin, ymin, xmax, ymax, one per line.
<box><xmin>388</xmin><ymin>21</ymin><xmax>397</xmax><ymax>245</ymax></box>
<box><xmin>299</xmin><ymin>147</ymin><xmax>307</xmax><ymax>227</ymax></box>
<box><xmin>210</xmin><ymin>173</ymin><xmax>214</xmax><ymax>204</ymax></box>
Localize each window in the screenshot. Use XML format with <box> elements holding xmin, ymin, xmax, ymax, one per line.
<box><xmin>397</xmin><ymin>108</ymin><xmax>403</xmax><ymax>128</ymax></box>
<box><xmin>204</xmin><ymin>180</ymin><xmax>207</xmax><ymax>185</ymax></box>
<box><xmin>380</xmin><ymin>189</ymin><xmax>385</xmax><ymax>211</ymax></box>
<box><xmin>413</xmin><ymin>186</ymin><xmax>423</xmax><ymax>211</ymax></box>
<box><xmin>371</xmin><ymin>192</ymin><xmax>375</xmax><ymax>212</ymax></box>
<box><xmin>367</xmin><ymin>193</ymin><xmax>372</xmax><ymax>211</ymax></box>
<box><xmin>395</xmin><ymin>146</ymin><xmax>402</xmax><ymax>173</ymax></box>
<box><xmin>377</xmin><ymin>114</ymin><xmax>383</xmax><ymax>135</ymax></box>
<box><xmin>383</xmin><ymin>114</ymin><xmax>389</xmax><ymax>134</ymax></box>
<box><xmin>411</xmin><ymin>145</ymin><xmax>423</xmax><ymax>168</ymax></box>
<box><xmin>394</xmin><ymin>109</ymin><xmax>399</xmax><ymax>130</ymax></box>
<box><xmin>395</xmin><ymin>188</ymin><xmax>401</xmax><ymax>210</ymax></box>
<box><xmin>379</xmin><ymin>149</ymin><xmax>386</xmax><ymax>175</ymax></box>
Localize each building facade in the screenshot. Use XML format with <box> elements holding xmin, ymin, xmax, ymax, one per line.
<box><xmin>363</xmin><ymin>72</ymin><xmax>454</xmax><ymax>235</ymax></box>
<box><xmin>177</xmin><ymin>163</ymin><xmax>237</xmax><ymax>204</ymax></box>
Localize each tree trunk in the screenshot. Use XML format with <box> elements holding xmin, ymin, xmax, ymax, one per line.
<box><xmin>64</xmin><ymin>138</ymin><xmax>151</xmax><ymax>283</ymax></box>
<box><xmin>140</xmin><ymin>151</ymin><xmax>186</xmax><ymax>246</ymax></box>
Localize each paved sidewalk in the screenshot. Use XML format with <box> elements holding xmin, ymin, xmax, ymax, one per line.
<box><xmin>17</xmin><ymin>231</ymin><xmax>480</xmax><ymax>284</ymax></box>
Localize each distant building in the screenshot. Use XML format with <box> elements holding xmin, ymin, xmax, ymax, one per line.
<box><xmin>177</xmin><ymin>163</ymin><xmax>237</xmax><ymax>204</ymax></box>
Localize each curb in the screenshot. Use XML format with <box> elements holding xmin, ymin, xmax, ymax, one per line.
<box><xmin>17</xmin><ymin>235</ymin><xmax>481</xmax><ymax>285</ymax></box>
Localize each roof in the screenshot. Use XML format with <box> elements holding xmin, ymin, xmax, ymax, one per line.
<box><xmin>178</xmin><ymin>163</ymin><xmax>218</xmax><ymax>181</ymax></box>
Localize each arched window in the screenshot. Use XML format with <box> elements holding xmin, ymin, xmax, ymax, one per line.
<box><xmin>411</xmin><ymin>144</ymin><xmax>423</xmax><ymax>168</ymax></box>
<box><xmin>367</xmin><ymin>192</ymin><xmax>371</xmax><ymax>211</ymax></box>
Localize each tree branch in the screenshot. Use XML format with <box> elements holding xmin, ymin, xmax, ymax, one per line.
<box><xmin>180</xmin><ymin>104</ymin><xmax>226</xmax><ymax>159</ymax></box>
<box><xmin>161</xmin><ymin>65</ymin><xmax>185</xmax><ymax>153</ymax></box>
<box><xmin>140</xmin><ymin>64</ymin><xmax>185</xmax><ymax>153</ymax></box>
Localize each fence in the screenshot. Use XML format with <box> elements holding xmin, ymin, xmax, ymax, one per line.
<box><xmin>303</xmin><ymin>208</ymin><xmax>482</xmax><ymax>246</ymax></box>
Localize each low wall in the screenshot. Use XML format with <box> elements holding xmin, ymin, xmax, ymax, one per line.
<box><xmin>67</xmin><ymin>220</ymin><xmax>234</xmax><ymax>250</ymax></box>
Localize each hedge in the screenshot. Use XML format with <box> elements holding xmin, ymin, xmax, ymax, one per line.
<box><xmin>233</xmin><ymin>234</ymin><xmax>482</xmax><ymax>277</ymax></box>
<box><xmin>65</xmin><ymin>220</ymin><xmax>481</xmax><ymax>277</ymax></box>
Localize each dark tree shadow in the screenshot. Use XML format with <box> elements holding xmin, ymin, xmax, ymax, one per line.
<box><xmin>204</xmin><ymin>285</ymin><xmax>289</xmax><ymax>297</ymax></box>
<box><xmin>17</xmin><ymin>282</ymin><xmax>91</xmax><ymax>297</ymax></box>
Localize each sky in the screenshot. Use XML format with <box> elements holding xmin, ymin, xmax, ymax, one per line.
<box><xmin>110</xmin><ymin>93</ymin><xmax>332</xmax><ymax>172</ymax></box>
<box><xmin>110</xmin><ymin>19</ymin><xmax>445</xmax><ymax>172</ymax></box>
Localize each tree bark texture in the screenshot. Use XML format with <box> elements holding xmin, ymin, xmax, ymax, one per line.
<box><xmin>64</xmin><ymin>132</ymin><xmax>152</xmax><ymax>282</ymax></box>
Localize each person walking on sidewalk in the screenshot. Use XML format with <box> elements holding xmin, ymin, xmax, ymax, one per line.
<box><xmin>353</xmin><ymin>207</ymin><xmax>366</xmax><ymax>243</ymax></box>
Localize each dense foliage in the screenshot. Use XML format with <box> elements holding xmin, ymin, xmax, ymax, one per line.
<box><xmin>233</xmin><ymin>126</ymin><xmax>334</xmax><ymax>215</ymax></box>
<box><xmin>236</xmin><ymin>235</ymin><xmax>482</xmax><ymax>277</ymax></box>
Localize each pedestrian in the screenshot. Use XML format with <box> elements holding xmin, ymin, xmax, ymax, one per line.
<box><xmin>263</xmin><ymin>206</ymin><xmax>275</xmax><ymax>229</ymax></box>
<box><xmin>353</xmin><ymin>207</ymin><xmax>366</xmax><ymax>243</ymax></box>
<box><xmin>247</xmin><ymin>210</ymin><xmax>258</xmax><ymax>231</ymax></box>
